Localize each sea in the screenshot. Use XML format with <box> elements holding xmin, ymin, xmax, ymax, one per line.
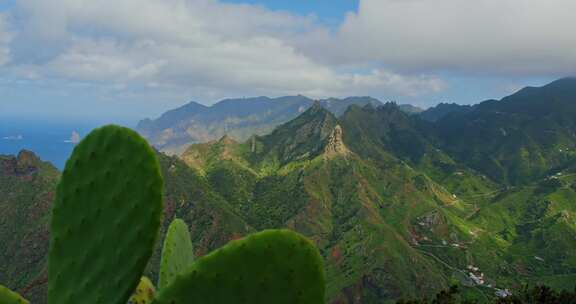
<box><xmin>0</xmin><ymin>118</ymin><xmax>135</xmax><ymax>170</ymax></box>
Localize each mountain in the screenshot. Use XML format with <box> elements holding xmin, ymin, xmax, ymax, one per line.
<box><xmin>398</xmin><ymin>104</ymin><xmax>424</xmax><ymax>115</ymax></box>
<box><xmin>0</xmin><ymin>150</ymin><xmax>59</xmax><ymax>303</ymax></box>
<box><xmin>432</xmin><ymin>77</ymin><xmax>576</xmax><ymax>185</ymax></box>
<box><xmin>136</xmin><ymin>96</ymin><xmax>382</xmax><ymax>154</ymax></box>
<box><xmin>181</xmin><ymin>105</ymin><xmax>455</xmax><ymax>301</ymax></box>
<box><xmin>176</xmin><ymin>79</ymin><xmax>576</xmax><ymax>301</ymax></box>
<box><xmin>0</xmin><ymin>150</ymin><xmax>254</xmax><ymax>303</ymax></box>
<box><xmin>419</xmin><ymin>102</ymin><xmax>473</xmax><ymax>122</ymax></box>
<box><xmin>3</xmin><ymin>78</ymin><xmax>576</xmax><ymax>303</ymax></box>
<box><xmin>178</xmin><ymin>98</ymin><xmax>576</xmax><ymax>302</ymax></box>
<box><xmin>339</xmin><ymin>103</ymin><xmax>496</xmax><ymax>199</ymax></box>
<box><xmin>245</xmin><ymin>101</ymin><xmax>340</xmax><ymax>165</ymax></box>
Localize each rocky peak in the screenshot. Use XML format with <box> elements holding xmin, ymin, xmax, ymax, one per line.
<box><xmin>309</xmin><ymin>100</ymin><xmax>323</xmax><ymax>112</ymax></box>
<box><xmin>218</xmin><ymin>134</ymin><xmax>237</xmax><ymax>146</ymax></box>
<box><xmin>1</xmin><ymin>150</ymin><xmax>42</xmax><ymax>176</ymax></box>
<box><xmin>256</xmin><ymin>101</ymin><xmax>339</xmax><ymax>163</ymax></box>
<box><xmin>217</xmin><ymin>134</ymin><xmax>239</xmax><ymax>161</ymax></box>
<box><xmin>323</xmin><ymin>125</ymin><xmax>350</xmax><ymax>159</ymax></box>
<box><xmin>18</xmin><ymin>149</ymin><xmax>41</xmax><ymax>166</ymax></box>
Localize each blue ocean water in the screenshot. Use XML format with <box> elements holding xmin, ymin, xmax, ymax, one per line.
<box><xmin>0</xmin><ymin>119</ymin><xmax>102</xmax><ymax>170</ymax></box>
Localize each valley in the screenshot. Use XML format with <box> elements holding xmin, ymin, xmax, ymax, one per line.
<box><xmin>2</xmin><ymin>78</ymin><xmax>576</xmax><ymax>303</ymax></box>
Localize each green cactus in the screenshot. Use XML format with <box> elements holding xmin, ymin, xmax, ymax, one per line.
<box><xmin>48</xmin><ymin>125</ymin><xmax>164</xmax><ymax>304</ymax></box>
<box><xmin>152</xmin><ymin>229</ymin><xmax>326</xmax><ymax>304</ymax></box>
<box><xmin>0</xmin><ymin>284</ymin><xmax>29</xmax><ymax>304</ymax></box>
<box><xmin>14</xmin><ymin>124</ymin><xmax>326</xmax><ymax>303</ymax></box>
<box><xmin>127</xmin><ymin>277</ymin><xmax>156</xmax><ymax>304</ymax></box>
<box><xmin>159</xmin><ymin>218</ymin><xmax>195</xmax><ymax>290</ymax></box>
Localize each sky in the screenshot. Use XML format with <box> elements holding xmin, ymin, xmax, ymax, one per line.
<box><xmin>0</xmin><ymin>0</ymin><xmax>573</xmax><ymax>124</ymax></box>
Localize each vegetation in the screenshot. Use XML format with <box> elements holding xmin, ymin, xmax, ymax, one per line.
<box><xmin>2</xmin><ymin>78</ymin><xmax>576</xmax><ymax>303</ymax></box>
<box><xmin>158</xmin><ymin>219</ymin><xmax>195</xmax><ymax>290</ymax></box>
<box><xmin>154</xmin><ymin>229</ymin><xmax>325</xmax><ymax>304</ymax></box>
<box><xmin>48</xmin><ymin>125</ymin><xmax>164</xmax><ymax>304</ymax></box>
<box><xmin>0</xmin><ymin>151</ymin><xmax>59</xmax><ymax>303</ymax></box>
<box><xmin>1</xmin><ymin>125</ymin><xmax>325</xmax><ymax>304</ymax></box>
<box><xmin>0</xmin><ymin>284</ymin><xmax>29</xmax><ymax>304</ymax></box>
<box><xmin>398</xmin><ymin>284</ymin><xmax>576</xmax><ymax>304</ymax></box>
<box><xmin>127</xmin><ymin>277</ymin><xmax>155</xmax><ymax>304</ymax></box>
<box><xmin>136</xmin><ymin>96</ymin><xmax>382</xmax><ymax>154</ymax></box>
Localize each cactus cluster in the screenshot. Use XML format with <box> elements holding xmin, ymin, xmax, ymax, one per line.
<box><xmin>154</xmin><ymin>229</ymin><xmax>325</xmax><ymax>304</ymax></box>
<box><xmin>0</xmin><ymin>125</ymin><xmax>325</xmax><ymax>304</ymax></box>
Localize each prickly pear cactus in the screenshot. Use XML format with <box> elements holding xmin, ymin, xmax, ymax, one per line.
<box><xmin>0</xmin><ymin>284</ymin><xmax>29</xmax><ymax>304</ymax></box>
<box><xmin>48</xmin><ymin>125</ymin><xmax>164</xmax><ymax>304</ymax></box>
<box><xmin>153</xmin><ymin>229</ymin><xmax>325</xmax><ymax>304</ymax></box>
<box><xmin>159</xmin><ymin>218</ymin><xmax>195</xmax><ymax>289</ymax></box>
<box><xmin>127</xmin><ymin>277</ymin><xmax>156</xmax><ymax>304</ymax></box>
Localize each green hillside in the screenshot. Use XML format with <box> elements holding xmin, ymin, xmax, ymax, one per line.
<box><xmin>136</xmin><ymin>96</ymin><xmax>383</xmax><ymax>155</ymax></box>
<box><xmin>2</xmin><ymin>78</ymin><xmax>576</xmax><ymax>303</ymax></box>
<box><xmin>0</xmin><ymin>151</ymin><xmax>59</xmax><ymax>303</ymax></box>
<box><xmin>432</xmin><ymin>78</ymin><xmax>576</xmax><ymax>185</ymax></box>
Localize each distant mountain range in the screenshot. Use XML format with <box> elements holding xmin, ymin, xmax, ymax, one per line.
<box><xmin>136</xmin><ymin>95</ymin><xmax>422</xmax><ymax>154</ymax></box>
<box><xmin>3</xmin><ymin>78</ymin><xmax>576</xmax><ymax>303</ymax></box>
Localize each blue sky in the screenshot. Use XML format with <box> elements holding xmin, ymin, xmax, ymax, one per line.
<box><xmin>0</xmin><ymin>1</ymin><xmax>15</xmax><ymax>11</ymax></box>
<box><xmin>0</xmin><ymin>0</ymin><xmax>573</xmax><ymax>124</ymax></box>
<box><xmin>223</xmin><ymin>0</ymin><xmax>358</xmax><ymax>26</ymax></box>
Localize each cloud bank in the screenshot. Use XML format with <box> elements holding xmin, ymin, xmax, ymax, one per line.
<box><xmin>1</xmin><ymin>0</ymin><xmax>574</xmax><ymax>111</ymax></box>
<box><xmin>3</xmin><ymin>0</ymin><xmax>446</xmax><ymax>104</ymax></box>
<box><xmin>323</xmin><ymin>0</ymin><xmax>576</xmax><ymax>75</ymax></box>
<box><xmin>0</xmin><ymin>13</ymin><xmax>12</xmax><ymax>66</ymax></box>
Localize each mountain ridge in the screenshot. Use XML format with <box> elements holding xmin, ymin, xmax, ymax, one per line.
<box><xmin>171</xmin><ymin>80</ymin><xmax>576</xmax><ymax>301</ymax></box>
<box><xmin>3</xmin><ymin>78</ymin><xmax>576</xmax><ymax>303</ymax></box>
<box><xmin>136</xmin><ymin>95</ymin><xmax>383</xmax><ymax>154</ymax></box>
<box><xmin>432</xmin><ymin>77</ymin><xmax>576</xmax><ymax>184</ymax></box>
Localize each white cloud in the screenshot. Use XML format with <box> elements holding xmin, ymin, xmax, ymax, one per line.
<box><xmin>0</xmin><ymin>13</ymin><xmax>13</xmax><ymax>66</ymax></box>
<box><xmin>342</xmin><ymin>69</ymin><xmax>447</xmax><ymax>97</ymax></box>
<box><xmin>1</xmin><ymin>0</ymin><xmax>574</xmax><ymax>114</ymax></box>
<box><xmin>312</xmin><ymin>0</ymin><xmax>576</xmax><ymax>75</ymax></box>
<box><xmin>3</xmin><ymin>0</ymin><xmax>445</xmax><ymax>103</ymax></box>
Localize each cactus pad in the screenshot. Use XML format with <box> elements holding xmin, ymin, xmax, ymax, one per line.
<box><xmin>128</xmin><ymin>277</ymin><xmax>156</xmax><ymax>304</ymax></box>
<box><xmin>48</xmin><ymin>125</ymin><xmax>164</xmax><ymax>304</ymax></box>
<box><xmin>153</xmin><ymin>229</ymin><xmax>325</xmax><ymax>304</ymax></box>
<box><xmin>159</xmin><ymin>218</ymin><xmax>195</xmax><ymax>289</ymax></box>
<box><xmin>0</xmin><ymin>284</ymin><xmax>29</xmax><ymax>304</ymax></box>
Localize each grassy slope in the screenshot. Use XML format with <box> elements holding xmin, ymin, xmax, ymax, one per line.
<box><xmin>432</xmin><ymin>78</ymin><xmax>576</xmax><ymax>185</ymax></box>
<box><xmin>4</xmin><ymin>80</ymin><xmax>576</xmax><ymax>303</ymax></box>
<box><xmin>179</xmin><ymin>105</ymin><xmax>504</xmax><ymax>302</ymax></box>
<box><xmin>0</xmin><ymin>151</ymin><xmax>59</xmax><ymax>303</ymax></box>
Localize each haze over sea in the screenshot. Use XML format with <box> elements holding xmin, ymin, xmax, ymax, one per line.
<box><xmin>0</xmin><ymin>118</ymin><xmax>134</xmax><ymax>170</ymax></box>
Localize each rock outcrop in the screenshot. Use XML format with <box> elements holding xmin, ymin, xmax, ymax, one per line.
<box><xmin>0</xmin><ymin>150</ymin><xmax>42</xmax><ymax>176</ymax></box>
<box><xmin>323</xmin><ymin>125</ymin><xmax>350</xmax><ymax>159</ymax></box>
